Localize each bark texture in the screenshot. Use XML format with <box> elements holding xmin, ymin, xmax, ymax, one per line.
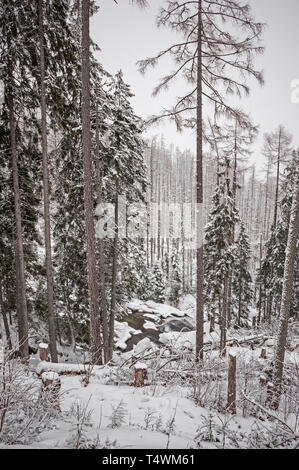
<box><xmin>38</xmin><ymin>0</ymin><xmax>58</xmax><ymax>362</ymax></box>
<box><xmin>81</xmin><ymin>0</ymin><xmax>102</xmax><ymax>364</ymax></box>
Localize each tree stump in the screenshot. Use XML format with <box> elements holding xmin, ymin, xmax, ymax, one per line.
<box><xmin>226</xmin><ymin>352</ymin><xmax>237</xmax><ymax>414</ymax></box>
<box><xmin>259</xmin><ymin>374</ymin><xmax>267</xmax><ymax>387</ymax></box>
<box><xmin>41</xmin><ymin>371</ymin><xmax>61</xmax><ymax>410</ymax></box>
<box><xmin>134</xmin><ymin>362</ymin><xmax>148</xmax><ymax>387</ymax></box>
<box><xmin>39</xmin><ymin>342</ymin><xmax>49</xmax><ymax>361</ymax></box>
<box><xmin>260</xmin><ymin>347</ymin><xmax>267</xmax><ymax>359</ymax></box>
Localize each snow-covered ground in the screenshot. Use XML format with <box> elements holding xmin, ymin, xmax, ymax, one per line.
<box><xmin>0</xmin><ymin>297</ymin><xmax>298</xmax><ymax>449</ymax></box>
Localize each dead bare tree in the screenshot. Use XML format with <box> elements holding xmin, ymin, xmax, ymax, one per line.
<box><xmin>138</xmin><ymin>0</ymin><xmax>264</xmax><ymax>361</ymax></box>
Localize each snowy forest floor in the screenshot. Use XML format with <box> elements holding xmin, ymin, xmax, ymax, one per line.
<box><xmin>0</xmin><ymin>297</ymin><xmax>298</xmax><ymax>449</ymax></box>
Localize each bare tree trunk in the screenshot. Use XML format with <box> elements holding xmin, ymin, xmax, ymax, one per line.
<box><xmin>196</xmin><ymin>0</ymin><xmax>204</xmax><ymax>362</ymax></box>
<box><xmin>7</xmin><ymin>71</ymin><xmax>29</xmax><ymax>360</ymax></box>
<box><xmin>220</xmin><ymin>277</ymin><xmax>228</xmax><ymax>356</ymax></box>
<box><xmin>95</xmin><ymin>89</ymin><xmax>109</xmax><ymax>363</ymax></box>
<box><xmin>81</xmin><ymin>0</ymin><xmax>102</xmax><ymax>364</ymax></box>
<box><xmin>38</xmin><ymin>0</ymin><xmax>58</xmax><ymax>363</ymax></box>
<box><xmin>263</xmin><ymin>158</ymin><xmax>271</xmax><ymax>241</ymax></box>
<box><xmin>227</xmin><ymin>121</ymin><xmax>238</xmax><ymax>328</ymax></box>
<box><xmin>258</xmin><ymin>233</ymin><xmax>263</xmax><ymax>324</ymax></box>
<box><xmin>109</xmin><ymin>179</ymin><xmax>119</xmax><ymax>361</ymax></box>
<box><xmin>273</xmin><ymin>128</ymin><xmax>282</xmax><ymax>229</ymax></box>
<box><xmin>150</xmin><ymin>140</ymin><xmax>155</xmax><ymax>267</ymax></box>
<box><xmin>271</xmin><ymin>163</ymin><xmax>299</xmax><ymax>410</ymax></box>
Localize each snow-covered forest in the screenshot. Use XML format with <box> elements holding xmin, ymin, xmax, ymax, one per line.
<box><xmin>0</xmin><ymin>0</ymin><xmax>298</xmax><ymax>452</ymax></box>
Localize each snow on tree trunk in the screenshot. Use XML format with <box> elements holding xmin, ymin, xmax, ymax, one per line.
<box><xmin>271</xmin><ymin>164</ymin><xmax>299</xmax><ymax>410</ymax></box>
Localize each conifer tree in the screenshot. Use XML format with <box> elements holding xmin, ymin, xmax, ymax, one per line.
<box><xmin>168</xmin><ymin>249</ymin><xmax>183</xmax><ymax>307</ymax></box>
<box><xmin>258</xmin><ymin>151</ymin><xmax>299</xmax><ymax>321</ymax></box>
<box><xmin>150</xmin><ymin>263</ymin><xmax>166</xmax><ymax>304</ymax></box>
<box><xmin>204</xmin><ymin>158</ymin><xmax>239</xmax><ymax>354</ymax></box>
<box><xmin>232</xmin><ymin>222</ymin><xmax>253</xmax><ymax>326</ymax></box>
<box><xmin>271</xmin><ymin>151</ymin><xmax>299</xmax><ymax>410</ymax></box>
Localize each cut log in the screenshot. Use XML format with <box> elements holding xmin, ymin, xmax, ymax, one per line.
<box><xmin>134</xmin><ymin>362</ymin><xmax>148</xmax><ymax>387</ymax></box>
<box><xmin>41</xmin><ymin>371</ymin><xmax>61</xmax><ymax>410</ymax></box>
<box><xmin>260</xmin><ymin>347</ymin><xmax>267</xmax><ymax>359</ymax></box>
<box><xmin>259</xmin><ymin>374</ymin><xmax>267</xmax><ymax>387</ymax></box>
<box><xmin>39</xmin><ymin>342</ymin><xmax>49</xmax><ymax>361</ymax></box>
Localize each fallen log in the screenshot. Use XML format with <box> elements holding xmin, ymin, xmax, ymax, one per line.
<box><xmin>36</xmin><ymin>361</ymin><xmax>106</xmax><ymax>377</ymax></box>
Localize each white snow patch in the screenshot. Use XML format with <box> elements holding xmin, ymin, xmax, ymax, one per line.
<box><xmin>114</xmin><ymin>321</ymin><xmax>141</xmax><ymax>351</ymax></box>
<box><xmin>126</xmin><ymin>299</ymin><xmax>186</xmax><ymax>318</ymax></box>
<box><xmin>133</xmin><ymin>337</ymin><xmax>155</xmax><ymax>355</ymax></box>
<box><xmin>41</xmin><ymin>371</ymin><xmax>59</xmax><ymax>382</ymax></box>
<box><xmin>134</xmin><ymin>362</ymin><xmax>147</xmax><ymax>370</ymax></box>
<box><xmin>143</xmin><ymin>320</ymin><xmax>158</xmax><ymax>331</ymax></box>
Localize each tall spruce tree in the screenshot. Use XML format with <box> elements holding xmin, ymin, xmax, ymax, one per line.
<box><xmin>232</xmin><ymin>222</ymin><xmax>253</xmax><ymax>327</ymax></box>
<box><xmin>204</xmin><ymin>157</ymin><xmax>239</xmax><ymax>354</ymax></box>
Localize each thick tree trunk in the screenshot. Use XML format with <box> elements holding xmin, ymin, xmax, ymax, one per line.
<box><xmin>38</xmin><ymin>0</ymin><xmax>58</xmax><ymax>363</ymax></box>
<box><xmin>81</xmin><ymin>0</ymin><xmax>102</xmax><ymax>364</ymax></box>
<box><xmin>95</xmin><ymin>92</ymin><xmax>109</xmax><ymax>363</ymax></box>
<box><xmin>195</xmin><ymin>0</ymin><xmax>204</xmax><ymax>362</ymax></box>
<box><xmin>7</xmin><ymin>76</ymin><xmax>29</xmax><ymax>360</ymax></box>
<box><xmin>271</xmin><ymin>164</ymin><xmax>299</xmax><ymax>410</ymax></box>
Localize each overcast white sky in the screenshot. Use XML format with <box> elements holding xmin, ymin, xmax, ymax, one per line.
<box><xmin>91</xmin><ymin>0</ymin><xmax>299</xmax><ymax>174</ymax></box>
